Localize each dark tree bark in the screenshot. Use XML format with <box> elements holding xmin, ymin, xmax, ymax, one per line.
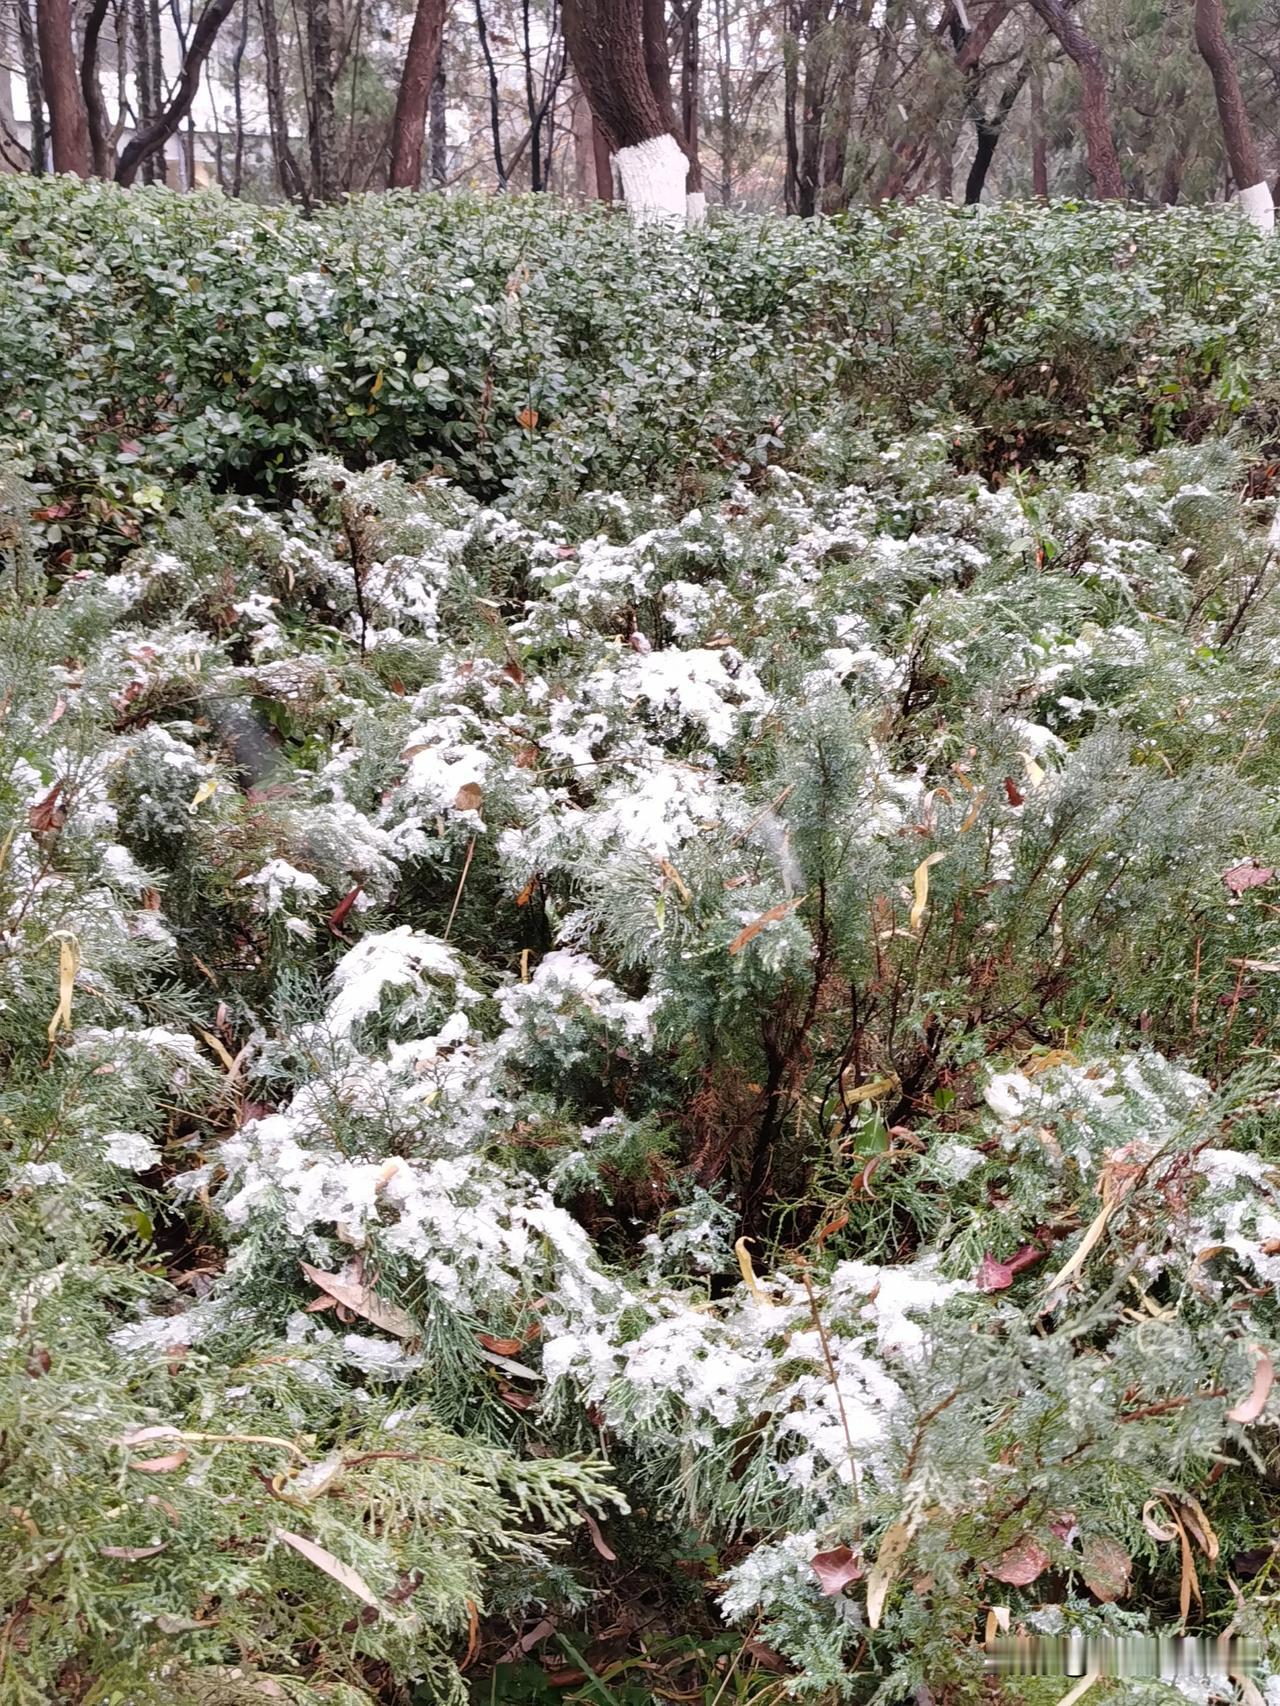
<box><xmin>474</xmin><ymin>0</ymin><xmax>506</xmax><ymax>186</ymax></box>
<box><xmin>81</xmin><ymin>0</ymin><xmax>115</xmax><ymax>176</ymax></box>
<box><xmin>258</xmin><ymin>0</ymin><xmax>309</xmax><ymax>200</ymax></box>
<box><xmin>592</xmin><ymin>111</ymin><xmax>613</xmax><ymax>195</ymax></box>
<box><xmin>36</xmin><ymin>0</ymin><xmax>92</xmax><ymax>175</ymax></box>
<box><xmin>116</xmin><ymin>0</ymin><xmax>239</xmax><ymax>182</ymax></box>
<box><xmin>306</xmin><ymin>0</ymin><xmax>339</xmax><ymax>199</ymax></box>
<box><xmin>522</xmin><ymin>0</ymin><xmax>543</xmax><ymax>186</ymax></box>
<box><xmin>231</xmin><ymin>0</ymin><xmax>249</xmax><ymax>194</ymax></box>
<box><xmin>1030</xmin><ymin>59</ymin><xmax>1048</xmax><ymax>195</ymax></box>
<box><xmin>146</xmin><ymin>0</ymin><xmax>164</xmax><ymax>180</ymax></box>
<box><xmin>782</xmin><ymin>7</ymin><xmax>799</xmax><ymax>210</ymax></box>
<box><xmin>714</xmin><ymin>0</ymin><xmax>731</xmax><ymax>203</ymax></box>
<box><xmin>1023</xmin><ymin>0</ymin><xmax>1123</xmax><ymax>198</ymax></box>
<box><xmin>964</xmin><ymin>54</ymin><xmax>1031</xmax><ymax>203</ymax></box>
<box><xmin>1194</xmin><ymin>0</ymin><xmax>1266</xmax><ymax>194</ymax></box>
<box><xmin>562</xmin><ymin>0</ymin><xmax>668</xmax><ymax>149</ymax></box>
<box><xmin>16</xmin><ymin>0</ymin><xmax>46</xmax><ymax>174</ymax></box>
<box><xmin>679</xmin><ymin>0</ymin><xmax>700</xmax><ymax>191</ymax></box>
<box><xmin>389</xmin><ymin>0</ymin><xmax>446</xmax><ymax>187</ymax></box>
<box><xmin>429</xmin><ymin>57</ymin><xmax>447</xmax><ymax>183</ymax></box>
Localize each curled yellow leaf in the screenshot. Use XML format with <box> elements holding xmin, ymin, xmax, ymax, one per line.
<box><xmin>47</xmin><ymin>932</ymin><xmax>80</xmax><ymax>1043</ymax></box>
<box><xmin>734</xmin><ymin>1236</ymin><xmax>773</xmax><ymax>1308</ymax></box>
<box><xmin>909</xmin><ymin>852</ymin><xmax>947</xmax><ymax>933</ymax></box>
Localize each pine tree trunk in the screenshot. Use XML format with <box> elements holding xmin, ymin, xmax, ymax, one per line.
<box><xmin>36</xmin><ymin>0</ymin><xmax>92</xmax><ymax>175</ymax></box>
<box><xmin>258</xmin><ymin>0</ymin><xmax>308</xmax><ymax>201</ymax></box>
<box><xmin>232</xmin><ymin>0</ymin><xmax>249</xmax><ymax>195</ymax></box>
<box><xmin>81</xmin><ymin>0</ymin><xmax>114</xmax><ymax>176</ymax></box>
<box><xmin>474</xmin><ymin>0</ymin><xmax>506</xmax><ymax>187</ymax></box>
<box><xmin>17</xmin><ymin>0</ymin><xmax>47</xmax><ymax>173</ymax></box>
<box><xmin>306</xmin><ymin>0</ymin><xmax>338</xmax><ymax>200</ymax></box>
<box><xmin>389</xmin><ymin>0</ymin><xmax>446</xmax><ymax>188</ymax></box>
<box><xmin>429</xmin><ymin>57</ymin><xmax>447</xmax><ymax>184</ymax></box>
<box><xmin>592</xmin><ymin>111</ymin><xmax>613</xmax><ymax>197</ymax></box>
<box><xmin>1193</xmin><ymin>0</ymin><xmax>1273</xmax><ymax>231</ymax></box>
<box><xmin>1024</xmin><ymin>0</ymin><xmax>1123</xmax><ymax>199</ymax></box>
<box><xmin>1031</xmin><ymin>61</ymin><xmax>1048</xmax><ymax>196</ymax></box>
<box><xmin>562</xmin><ymin>0</ymin><xmax>688</xmax><ymax>221</ymax></box>
<box><xmin>680</xmin><ymin>1</ymin><xmax>703</xmax><ymax>216</ymax></box>
<box><xmin>714</xmin><ymin>0</ymin><xmax>731</xmax><ymax>204</ymax></box>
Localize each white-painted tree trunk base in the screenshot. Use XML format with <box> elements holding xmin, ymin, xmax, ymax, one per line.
<box><xmin>615</xmin><ymin>134</ymin><xmax>689</xmax><ymax>226</ymax></box>
<box><xmin>1236</xmin><ymin>180</ymin><xmax>1275</xmax><ymax>234</ymax></box>
<box><xmin>686</xmin><ymin>190</ymin><xmax>707</xmax><ymax>226</ymax></box>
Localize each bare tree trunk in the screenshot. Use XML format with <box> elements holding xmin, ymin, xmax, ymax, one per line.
<box><xmin>429</xmin><ymin>56</ymin><xmax>446</xmax><ymax>183</ymax></box>
<box><xmin>117</xmin><ymin>0</ymin><xmax>239</xmax><ymax>182</ymax></box>
<box><xmin>592</xmin><ymin>111</ymin><xmax>613</xmax><ymax>196</ymax></box>
<box><xmin>1024</xmin><ymin>0</ymin><xmax>1123</xmax><ymax>198</ymax></box>
<box><xmin>146</xmin><ymin>0</ymin><xmax>165</xmax><ymax>179</ymax></box>
<box><xmin>81</xmin><ymin>0</ymin><xmax>114</xmax><ymax>175</ymax></box>
<box><xmin>17</xmin><ymin>0</ymin><xmax>46</xmax><ymax>173</ymax></box>
<box><xmin>783</xmin><ymin>11</ymin><xmax>799</xmax><ymax>211</ymax></box>
<box><xmin>305</xmin><ymin>0</ymin><xmax>338</xmax><ymax>198</ymax></box>
<box><xmin>1031</xmin><ymin>59</ymin><xmax>1048</xmax><ymax>195</ymax></box>
<box><xmin>964</xmin><ymin>55</ymin><xmax>1030</xmax><ymax>203</ymax></box>
<box><xmin>36</xmin><ymin>0</ymin><xmax>92</xmax><ymax>175</ymax></box>
<box><xmin>474</xmin><ymin>0</ymin><xmax>506</xmax><ymax>187</ymax></box>
<box><xmin>679</xmin><ymin>0</ymin><xmax>702</xmax><ymax>209</ymax></box>
<box><xmin>1193</xmin><ymin>0</ymin><xmax>1272</xmax><ymax>230</ymax></box>
<box><xmin>388</xmin><ymin>0</ymin><xmax>445</xmax><ymax>187</ymax></box>
<box><xmin>521</xmin><ymin>0</ymin><xmax>543</xmax><ymax>186</ymax></box>
<box><xmin>562</xmin><ymin>0</ymin><xmax>688</xmax><ymax>219</ymax></box>
<box><xmin>714</xmin><ymin>0</ymin><xmax>731</xmax><ymax>204</ymax></box>
<box><xmin>259</xmin><ymin>0</ymin><xmax>309</xmax><ymax>200</ymax></box>
<box><xmin>231</xmin><ymin>0</ymin><xmax>249</xmax><ymax>194</ymax></box>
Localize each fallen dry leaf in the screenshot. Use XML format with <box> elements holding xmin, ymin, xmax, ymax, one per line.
<box><xmin>909</xmin><ymin>851</ymin><xmax>946</xmax><ymax>932</ymax></box>
<box><xmin>128</xmin><ymin>1450</ymin><xmax>189</xmax><ymax>1473</ymax></box>
<box><xmin>28</xmin><ymin>779</ymin><xmax>65</xmax><ymax>835</ymax></box>
<box><xmin>1226</xmin><ymin>1345</ymin><xmax>1274</xmax><ymax>1424</ymax></box>
<box><xmin>1080</xmin><ymin>1535</ymin><xmax>1131</xmax><ymax>1602</ymax></box>
<box><xmin>1222</xmin><ymin>860</ymin><xmax>1275</xmax><ymax>896</ymax></box>
<box><xmin>727</xmin><ymin>897</ymin><xmax>804</xmax><ymax>955</ymax></box>
<box><xmin>275</xmin><ymin>1528</ymin><xmax>382</xmax><ymax>1611</ymax></box>
<box><xmin>453</xmin><ymin>781</ymin><xmax>484</xmax><ymax>812</ymax></box>
<box><xmin>810</xmin><ymin>1544</ymin><xmax>865</xmax><ymax>1595</ymax></box>
<box><xmin>328</xmin><ymin>884</ymin><xmax>363</xmax><ymax>935</ymax></box>
<box><xmin>989</xmin><ymin>1536</ymin><xmax>1050</xmax><ymax>1586</ymax></box>
<box><xmin>866</xmin><ymin>1515</ymin><xmax>917</xmax><ymax>1629</ymax></box>
<box><xmin>100</xmin><ymin>1542</ymin><xmax>167</xmax><ymax>1561</ymax></box>
<box><xmin>580</xmin><ymin>1506</ymin><xmax>617</xmax><ymax>1562</ymax></box>
<box><xmin>300</xmin><ymin>1262</ymin><xmax>416</xmax><ymax>1340</ymax></box>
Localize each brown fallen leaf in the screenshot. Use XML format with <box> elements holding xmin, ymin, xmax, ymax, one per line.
<box><xmin>810</xmin><ymin>1544</ymin><xmax>864</xmax><ymax>1595</ymax></box>
<box><xmin>128</xmin><ymin>1450</ymin><xmax>189</xmax><ymax>1473</ymax></box>
<box><xmin>1227</xmin><ymin>1345</ymin><xmax>1274</xmax><ymax>1424</ymax></box>
<box><xmin>727</xmin><ymin>897</ymin><xmax>804</xmax><ymax>955</ymax></box>
<box><xmin>1080</xmin><ymin>1535</ymin><xmax>1131</xmax><ymax>1603</ymax></box>
<box><xmin>453</xmin><ymin>781</ymin><xmax>484</xmax><ymax>812</ymax></box>
<box><xmin>300</xmin><ymin>1262</ymin><xmax>416</xmax><ymax>1340</ymax></box>
<box><xmin>580</xmin><ymin>1506</ymin><xmax>617</xmax><ymax>1562</ymax></box>
<box><xmin>1223</xmin><ymin>860</ymin><xmax>1275</xmax><ymax>896</ymax></box>
<box><xmin>28</xmin><ymin>779</ymin><xmax>65</xmax><ymax>834</ymax></box>
<box><xmin>100</xmin><ymin>1542</ymin><xmax>168</xmax><ymax>1560</ymax></box>
<box><xmin>989</xmin><ymin>1536</ymin><xmax>1050</xmax><ymax>1586</ymax></box>
<box><xmin>275</xmin><ymin>1528</ymin><xmax>382</xmax><ymax>1611</ymax></box>
<box><xmin>1003</xmin><ymin>776</ymin><xmax>1025</xmax><ymax>807</ymax></box>
<box><xmin>866</xmin><ymin>1516</ymin><xmax>917</xmax><ymax>1629</ymax></box>
<box><xmin>477</xmin><ymin>1332</ymin><xmax>524</xmax><ymax>1356</ymax></box>
<box><xmin>328</xmin><ymin>884</ymin><xmax>363</xmax><ymax>936</ymax></box>
<box><xmin>517</xmin><ymin>406</ymin><xmax>539</xmax><ymax>431</ymax></box>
